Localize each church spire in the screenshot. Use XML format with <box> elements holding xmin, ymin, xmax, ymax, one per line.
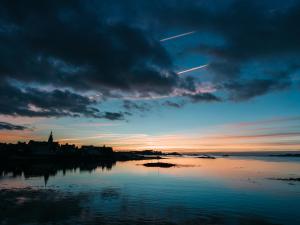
<box><xmin>48</xmin><ymin>131</ymin><xmax>53</xmax><ymax>143</ymax></box>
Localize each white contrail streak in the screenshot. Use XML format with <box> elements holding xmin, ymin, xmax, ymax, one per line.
<box><xmin>177</xmin><ymin>64</ymin><xmax>209</xmax><ymax>75</ymax></box>
<box><xmin>160</xmin><ymin>31</ymin><xmax>197</xmax><ymax>42</ymax></box>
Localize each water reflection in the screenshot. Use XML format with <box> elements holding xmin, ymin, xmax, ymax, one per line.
<box><xmin>0</xmin><ymin>157</ymin><xmax>300</xmax><ymax>225</ymax></box>
<box><xmin>0</xmin><ymin>160</ymin><xmax>116</xmax><ymax>186</ymax></box>
<box><xmin>0</xmin><ymin>188</ymin><xmax>282</xmax><ymax>225</ymax></box>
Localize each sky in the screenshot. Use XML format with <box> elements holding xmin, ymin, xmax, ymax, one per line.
<box><xmin>0</xmin><ymin>0</ymin><xmax>300</xmax><ymax>152</ymax></box>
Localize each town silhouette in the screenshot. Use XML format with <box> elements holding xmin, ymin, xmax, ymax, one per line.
<box><xmin>0</xmin><ymin>132</ymin><xmax>167</xmax><ymax>185</ymax></box>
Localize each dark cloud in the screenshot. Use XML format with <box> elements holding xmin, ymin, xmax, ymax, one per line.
<box><xmin>154</xmin><ymin>0</ymin><xmax>300</xmax><ymax>59</ymax></box>
<box><xmin>184</xmin><ymin>93</ymin><xmax>222</xmax><ymax>103</ymax></box>
<box><xmin>0</xmin><ymin>122</ymin><xmax>27</xmax><ymax>130</ymax></box>
<box><xmin>0</xmin><ymin>0</ymin><xmax>211</xmax><ymax>121</ymax></box>
<box><xmin>222</xmin><ymin>78</ymin><xmax>291</xmax><ymax>101</ymax></box>
<box><xmin>123</xmin><ymin>100</ymin><xmax>152</xmax><ymax>112</ymax></box>
<box><xmin>162</xmin><ymin>100</ymin><xmax>185</xmax><ymax>108</ymax></box>
<box><xmin>102</xmin><ymin>112</ymin><xmax>125</xmax><ymax>121</ymax></box>
<box><xmin>162</xmin><ymin>93</ymin><xmax>221</xmax><ymax>108</ymax></box>
<box><xmin>0</xmin><ymin>0</ymin><xmax>299</xmax><ymax>122</ymax></box>
<box><xmin>0</xmin><ymin>81</ymin><xmax>124</xmax><ymax>120</ymax></box>
<box><xmin>0</xmin><ymin>0</ymin><xmax>193</xmax><ymax>98</ymax></box>
<box><xmin>151</xmin><ymin>0</ymin><xmax>300</xmax><ymax>99</ymax></box>
<box><xmin>0</xmin><ymin>81</ymin><xmax>97</xmax><ymax>117</ymax></box>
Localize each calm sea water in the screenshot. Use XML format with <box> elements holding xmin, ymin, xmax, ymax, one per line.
<box><xmin>1</xmin><ymin>156</ymin><xmax>300</xmax><ymax>225</ymax></box>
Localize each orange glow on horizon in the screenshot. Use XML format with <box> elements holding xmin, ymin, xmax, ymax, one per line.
<box><xmin>1</xmin><ymin>120</ymin><xmax>300</xmax><ymax>152</ymax></box>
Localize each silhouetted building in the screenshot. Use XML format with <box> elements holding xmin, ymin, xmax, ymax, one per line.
<box><xmin>48</xmin><ymin>131</ymin><xmax>53</xmax><ymax>143</ymax></box>
<box><xmin>81</xmin><ymin>145</ymin><xmax>113</xmax><ymax>156</ymax></box>
<box><xmin>60</xmin><ymin>143</ymin><xmax>77</xmax><ymax>153</ymax></box>
<box><xmin>28</xmin><ymin>132</ymin><xmax>59</xmax><ymax>156</ymax></box>
<box><xmin>0</xmin><ymin>131</ymin><xmax>114</xmax><ymax>159</ymax></box>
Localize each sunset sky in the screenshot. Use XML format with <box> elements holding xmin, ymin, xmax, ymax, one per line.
<box><xmin>0</xmin><ymin>0</ymin><xmax>300</xmax><ymax>151</ymax></box>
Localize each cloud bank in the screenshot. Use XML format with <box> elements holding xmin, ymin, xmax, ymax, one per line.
<box><xmin>0</xmin><ymin>0</ymin><xmax>299</xmax><ymax>120</ymax></box>
<box><xmin>0</xmin><ymin>122</ymin><xmax>27</xmax><ymax>130</ymax></box>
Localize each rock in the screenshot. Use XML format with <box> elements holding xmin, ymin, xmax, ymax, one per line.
<box><xmin>143</xmin><ymin>162</ymin><xmax>176</xmax><ymax>168</ymax></box>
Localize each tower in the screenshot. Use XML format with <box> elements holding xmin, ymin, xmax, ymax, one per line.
<box><xmin>48</xmin><ymin>131</ymin><xmax>53</xmax><ymax>143</ymax></box>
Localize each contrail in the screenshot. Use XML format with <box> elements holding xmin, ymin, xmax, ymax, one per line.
<box><xmin>177</xmin><ymin>64</ymin><xmax>209</xmax><ymax>75</ymax></box>
<box><xmin>160</xmin><ymin>31</ymin><xmax>197</xmax><ymax>42</ymax></box>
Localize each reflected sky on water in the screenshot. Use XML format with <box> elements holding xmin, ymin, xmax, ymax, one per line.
<box><xmin>1</xmin><ymin>156</ymin><xmax>300</xmax><ymax>225</ymax></box>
